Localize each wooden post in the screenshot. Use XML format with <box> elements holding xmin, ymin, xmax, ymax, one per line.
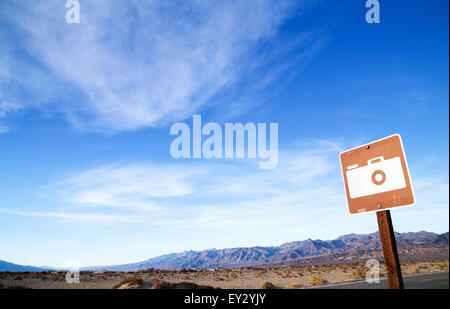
<box><xmin>376</xmin><ymin>210</ymin><xmax>404</xmax><ymax>289</ymax></box>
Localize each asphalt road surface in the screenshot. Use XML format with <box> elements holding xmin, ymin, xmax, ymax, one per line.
<box><xmin>305</xmin><ymin>272</ymin><xmax>449</xmax><ymax>289</ymax></box>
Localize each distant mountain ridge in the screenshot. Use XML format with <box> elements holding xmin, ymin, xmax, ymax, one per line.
<box><xmin>0</xmin><ymin>260</ymin><xmax>52</xmax><ymax>272</ymax></box>
<box><xmin>1</xmin><ymin>231</ymin><xmax>447</xmax><ymax>272</ymax></box>
<box><xmin>85</xmin><ymin>230</ymin><xmax>448</xmax><ymax>271</ymax></box>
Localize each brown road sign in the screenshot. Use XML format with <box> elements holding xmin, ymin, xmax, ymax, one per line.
<box><xmin>340</xmin><ymin>134</ymin><xmax>415</xmax><ymax>214</ymax></box>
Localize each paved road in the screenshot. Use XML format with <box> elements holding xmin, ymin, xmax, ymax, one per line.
<box><xmin>304</xmin><ymin>272</ymin><xmax>449</xmax><ymax>289</ymax></box>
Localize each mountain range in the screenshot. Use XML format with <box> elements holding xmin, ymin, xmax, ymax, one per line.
<box><xmin>85</xmin><ymin>230</ymin><xmax>448</xmax><ymax>271</ymax></box>
<box><xmin>1</xmin><ymin>231</ymin><xmax>448</xmax><ymax>272</ymax></box>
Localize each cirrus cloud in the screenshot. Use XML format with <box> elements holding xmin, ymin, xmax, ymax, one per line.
<box><xmin>0</xmin><ymin>0</ymin><xmax>324</xmax><ymax>133</ymax></box>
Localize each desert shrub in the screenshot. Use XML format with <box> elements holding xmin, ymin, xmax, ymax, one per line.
<box><xmin>438</xmin><ymin>264</ymin><xmax>448</xmax><ymax>271</ymax></box>
<box><xmin>408</xmin><ymin>265</ymin><xmax>421</xmax><ymax>275</ymax></box>
<box><xmin>152</xmin><ymin>280</ymin><xmax>216</xmax><ymax>289</ymax></box>
<box><xmin>112</xmin><ymin>277</ymin><xmax>143</xmax><ymax>289</ymax></box>
<box><xmin>348</xmin><ymin>268</ymin><xmax>367</xmax><ymax>280</ymax></box>
<box><xmin>307</xmin><ymin>275</ymin><xmax>328</xmax><ymax>286</ymax></box>
<box><xmin>258</xmin><ymin>281</ymin><xmax>275</xmax><ymax>289</ymax></box>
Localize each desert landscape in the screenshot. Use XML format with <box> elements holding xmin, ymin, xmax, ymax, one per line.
<box><xmin>1</xmin><ymin>231</ymin><xmax>447</xmax><ymax>289</ymax></box>
<box><xmin>0</xmin><ymin>259</ymin><xmax>448</xmax><ymax>289</ymax></box>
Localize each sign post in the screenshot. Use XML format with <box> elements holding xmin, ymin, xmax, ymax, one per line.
<box><xmin>377</xmin><ymin>210</ymin><xmax>404</xmax><ymax>289</ymax></box>
<box><xmin>339</xmin><ymin>134</ymin><xmax>415</xmax><ymax>289</ymax></box>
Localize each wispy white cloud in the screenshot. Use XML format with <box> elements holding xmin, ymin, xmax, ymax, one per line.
<box><xmin>0</xmin><ymin>0</ymin><xmax>324</xmax><ymax>133</ymax></box>
<box><xmin>51</xmin><ymin>163</ymin><xmax>203</xmax><ymax>212</ymax></box>
<box><xmin>10</xmin><ymin>140</ymin><xmax>348</xmax><ymax>231</ymax></box>
<box><xmin>0</xmin><ymin>123</ymin><xmax>10</xmax><ymax>134</ymax></box>
<box><xmin>3</xmin><ymin>139</ymin><xmax>448</xmax><ymax>245</ymax></box>
<box><xmin>0</xmin><ymin>101</ymin><xmax>22</xmax><ymax>134</ymax></box>
<box><xmin>0</xmin><ymin>209</ymin><xmax>144</xmax><ymax>223</ymax></box>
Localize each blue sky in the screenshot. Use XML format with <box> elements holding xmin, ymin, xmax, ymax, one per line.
<box><xmin>0</xmin><ymin>0</ymin><xmax>448</xmax><ymax>267</ymax></box>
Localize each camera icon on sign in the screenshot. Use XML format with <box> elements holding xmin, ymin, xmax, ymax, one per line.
<box><xmin>346</xmin><ymin>156</ymin><xmax>406</xmax><ymax>199</ymax></box>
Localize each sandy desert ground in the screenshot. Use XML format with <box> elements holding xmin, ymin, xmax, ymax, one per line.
<box><xmin>0</xmin><ymin>259</ymin><xmax>447</xmax><ymax>289</ymax></box>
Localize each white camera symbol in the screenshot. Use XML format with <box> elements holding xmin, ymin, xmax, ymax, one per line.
<box><xmin>346</xmin><ymin>156</ymin><xmax>407</xmax><ymax>199</ymax></box>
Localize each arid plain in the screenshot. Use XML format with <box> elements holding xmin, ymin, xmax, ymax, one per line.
<box><xmin>0</xmin><ymin>259</ymin><xmax>447</xmax><ymax>289</ymax></box>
